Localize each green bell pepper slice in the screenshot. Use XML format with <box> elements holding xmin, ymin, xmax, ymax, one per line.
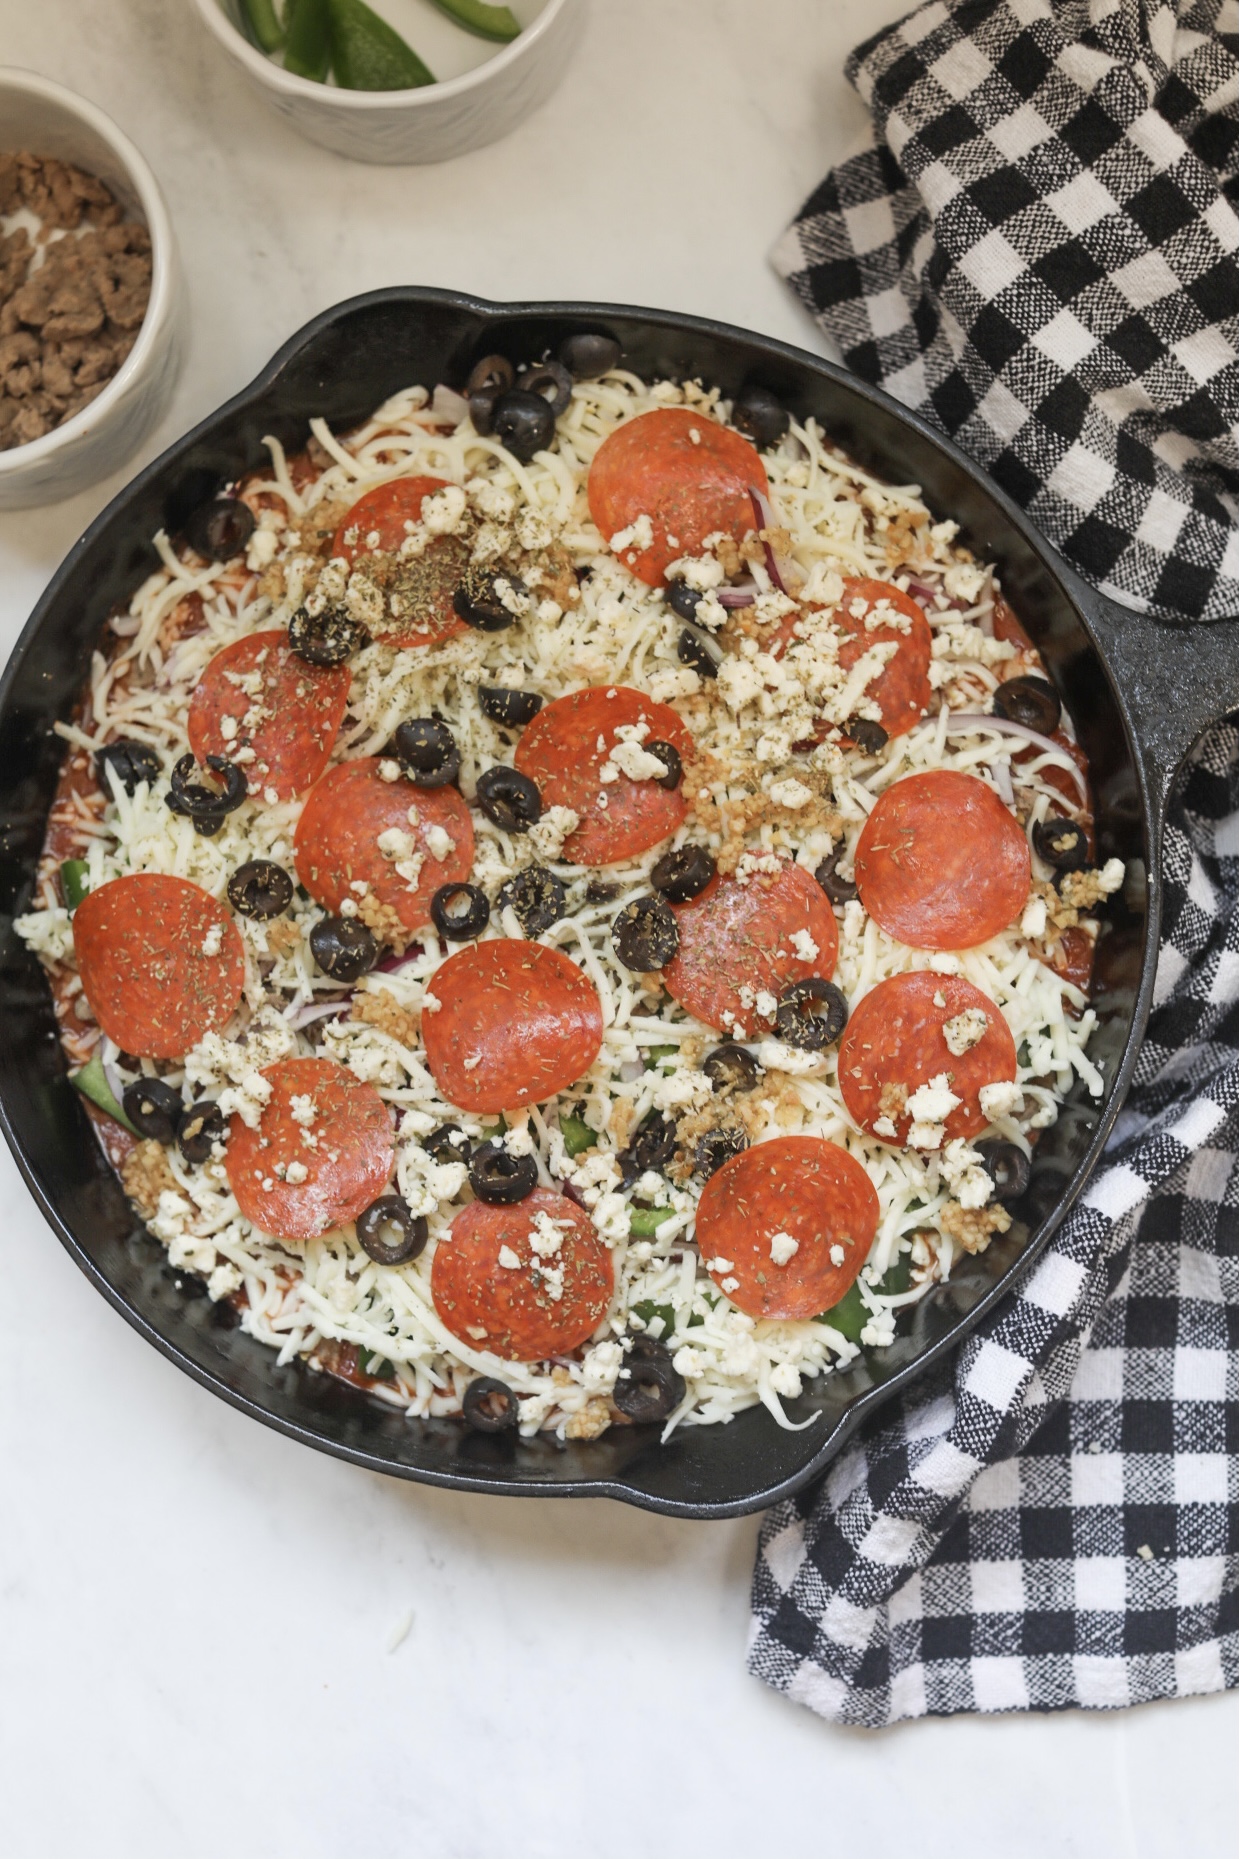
<box><xmin>426</xmin><ymin>0</ymin><xmax>520</xmax><ymax>43</ymax></box>
<box><xmin>327</xmin><ymin>0</ymin><xmax>434</xmax><ymax>89</ymax></box>
<box><xmin>59</xmin><ymin>859</ymin><xmax>89</xmax><ymax>911</ymax></box>
<box><xmin>283</xmin><ymin>0</ymin><xmax>331</xmax><ymax>78</ymax></box>
<box><xmin>241</xmin><ymin>0</ymin><xmax>286</xmax><ymax>53</ymax></box>
<box><xmin>70</xmin><ymin>1052</ymin><xmax>138</xmax><ymax>1135</ymax></box>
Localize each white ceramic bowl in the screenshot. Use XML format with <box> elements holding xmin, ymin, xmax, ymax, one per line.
<box><xmin>0</xmin><ymin>69</ymin><xmax>183</xmax><ymax>511</ymax></box>
<box><xmin>192</xmin><ymin>0</ymin><xmax>585</xmax><ymax>165</ymax></box>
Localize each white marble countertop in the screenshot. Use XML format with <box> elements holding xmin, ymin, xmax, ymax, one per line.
<box><xmin>1</xmin><ymin>2</ymin><xmax>1235</xmax><ymax>1852</ymax></box>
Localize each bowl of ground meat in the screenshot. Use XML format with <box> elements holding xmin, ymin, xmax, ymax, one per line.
<box><xmin>0</xmin><ymin>68</ymin><xmax>182</xmax><ymax>508</ymax></box>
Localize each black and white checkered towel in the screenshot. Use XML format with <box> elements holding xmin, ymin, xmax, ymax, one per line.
<box><xmin>771</xmin><ymin>0</ymin><xmax>1239</xmax><ymax>624</ymax></box>
<box><xmin>751</xmin><ymin>0</ymin><xmax>1239</xmax><ymax>1722</ymax></box>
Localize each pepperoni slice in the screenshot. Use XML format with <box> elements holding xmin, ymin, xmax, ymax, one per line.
<box><xmin>587</xmin><ymin>409</ymin><xmax>767</xmax><ymax>586</ymax></box>
<box><xmin>294</xmin><ymin>757</ymin><xmax>474</xmax><ymax>941</ymax></box>
<box><xmin>432</xmin><ymin>1187</ymin><xmax>613</xmax><ymax>1360</ymax></box>
<box><xmin>662</xmin><ymin>862</ymin><xmax>839</xmax><ymax>1037</ymax></box>
<box><xmin>513</xmin><ymin>686</ymin><xmax>694</xmax><ymax>865</ymax></box>
<box><xmin>835</xmin><ymin>579</ymin><xmax>933</xmax><ymax>737</ymax></box>
<box><xmin>694</xmin><ymin>1136</ymin><xmax>878</xmax><ymax>1321</ymax></box>
<box><xmin>225</xmin><ymin>1056</ymin><xmax>394</xmax><ymax>1243</ymax></box>
<box><xmin>187</xmin><ymin>630</ymin><xmax>349</xmax><ymax>801</ymax></box>
<box><xmin>332</xmin><ymin>476</ymin><xmax>469</xmax><ymax>649</ymax></box>
<box><xmin>768</xmin><ymin>579</ymin><xmax>932</xmax><ymax>741</ymax></box>
<box><xmin>422</xmin><ymin>940</ymin><xmax>604</xmax><ymax>1113</ymax></box>
<box><xmin>837</xmin><ymin>971</ymin><xmax>1017</xmax><ymax>1145</ymax></box>
<box><xmin>854</xmin><ymin>770</ymin><xmax>1030</xmax><ymax>950</ymax></box>
<box><xmin>73</xmin><ymin>873</ymin><xmax>244</xmax><ymax>1060</ymax></box>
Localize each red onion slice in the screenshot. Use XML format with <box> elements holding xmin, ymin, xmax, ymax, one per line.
<box><xmin>288</xmin><ymin>1000</ymin><xmax>349</xmax><ymax>1030</ymax></box>
<box><xmin>429</xmin><ymin>384</ymin><xmax>470</xmax><ymax>427</ymax></box>
<box><xmin>717</xmin><ymin>582</ymin><xmax>758</xmax><ymax>609</ymax></box>
<box><xmin>375</xmin><ymin>945</ymin><xmax>424</xmax><ymax>975</ymax></box>
<box><xmin>748</xmin><ymin>486</ymin><xmax>803</xmax><ymax>596</ymax></box>
<box><xmin>944</xmin><ymin>713</ymin><xmax>1088</xmax><ymax>804</ymax></box>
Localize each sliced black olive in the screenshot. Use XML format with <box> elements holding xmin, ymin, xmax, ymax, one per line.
<box><xmin>584</xmin><ymin>878</ymin><xmax>619</xmax><ymax>904</ymax></box>
<box><xmin>453</xmin><ymin>565</ymin><xmax>527</xmax><ymax>632</ymax></box>
<box><xmin>309</xmin><ymin>915</ymin><xmax>379</xmax><ymax>981</ymax></box>
<box><xmin>651</xmin><ymin>843</ymin><xmax>715</xmax><ymax>904</ymax></box>
<box><xmin>619</xmin><ymin>1112</ymin><xmax>677</xmax><ymax>1186</ymax></box>
<box><xmin>476</xmin><ymin>765</ymin><xmax>541</xmax><ymax>832</ymax></box>
<box><xmin>846</xmin><ymin>717</ymin><xmax>888</xmax><ymax>755</ymax></box>
<box><xmin>775</xmin><ymin>977</ymin><xmax>849</xmax><ymax>1050</ymax></box>
<box><xmin>490</xmin><ymin>388</ymin><xmax>555</xmax><ymax>461</ymax></box>
<box><xmin>517</xmin><ymin>359</ymin><xmax>573</xmax><ymax>418</ymax></box>
<box><xmin>731</xmin><ymin>384</ymin><xmax>790</xmax><ymax>448</ymax></box>
<box><xmin>497</xmin><ymin>865</ymin><xmax>566</xmax><ymax>935</ymax></box>
<box><xmin>356</xmin><ymin>1195</ymin><xmax>427</xmax><ymax>1265</ymax></box>
<box><xmin>703</xmin><ymin>1043</ymin><xmax>761</xmax><ymax>1094</ymax></box>
<box><xmin>465</xmin><ymin>353</ymin><xmax>514</xmax><ymax>397</ymax></box>
<box><xmin>122</xmin><ymin>1077</ymin><xmax>182</xmax><ymax>1144</ymax></box>
<box><xmin>1032</xmin><ymin>816</ymin><xmax>1090</xmax><ymax>873</ymax></box>
<box><xmin>166</xmin><ymin>752</ymin><xmax>248</xmax><ymax>836</ymax></box>
<box><xmin>479</xmin><ymin>684</ymin><xmax>543</xmax><ymax>727</ymax></box>
<box><xmin>227</xmin><ymin>859</ymin><xmax>294</xmax><ymax>920</ymax></box>
<box><xmin>96</xmin><ymin>738</ymin><xmax>160</xmax><ymax>796</ymax></box>
<box><xmin>993</xmin><ymin>675</ymin><xmax>1061</xmax><ymax>734</ymax></box>
<box><xmin>463</xmin><ymin>360</ymin><xmax>512</xmax><ymax>431</ymax></box>
<box><xmin>394</xmin><ymin>716</ymin><xmax>460</xmax><ymax>788</ymax></box>
<box><xmin>612</xmin><ymin>895</ymin><xmax>679</xmax><ymax>970</ymax></box>
<box><xmin>694</xmin><ymin>1126</ymin><xmax>748</xmax><ymax>1177</ymax></box>
<box><xmin>613</xmin><ymin>1337</ymin><xmax>685</xmax><ymax>1423</ymax></box>
<box><xmin>183</xmin><ymin>496</ymin><xmax>255</xmax><ymax>562</ymax></box>
<box><xmin>431</xmin><ymin>882</ymin><xmax>490</xmax><ymax>940</ymax></box>
<box><xmin>468</xmin><ymin>1140</ymin><xmax>537</xmax><ymax>1205</ymax></box>
<box><xmin>424</xmin><ymin>1122</ymin><xmax>473</xmax><ymax>1165</ymax></box>
<box><xmin>463</xmin><ymin>1375</ymin><xmax>520</xmax><ymax>1432</ymax></box>
<box><xmin>644</xmin><ymin>741</ymin><xmax>682</xmax><ymax>791</ymax></box>
<box><xmin>814</xmin><ymin>845</ymin><xmax>857</xmax><ymax>904</ymax></box>
<box><xmin>667</xmin><ymin>581</ymin><xmax>703</xmax><ymax>621</ymax></box>
<box><xmin>288</xmin><ymin>602</ymin><xmax>366</xmax><ymax>667</ymax></box>
<box><xmin>557</xmin><ymin>331</ymin><xmax>621</xmax><ymax>380</ymax></box>
<box><xmin>178</xmin><ymin>1099</ymin><xmax>227</xmax><ymax>1165</ymax></box>
<box><xmin>677</xmin><ymin>623</ymin><xmax>721</xmax><ymax>679</ymax></box>
<box><xmin>976</xmin><ymin>1138</ymin><xmax>1031</xmax><ymax>1201</ymax></box>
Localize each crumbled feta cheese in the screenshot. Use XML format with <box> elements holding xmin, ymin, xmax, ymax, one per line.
<box><xmin>610</xmin><ymin>513</ymin><xmax>654</xmax><ymax>556</ymax></box>
<box><xmin>789</xmin><ymin>929</ymin><xmax>819</xmax><ymax>963</ymax></box>
<box><xmin>767</xmin><ymin>776</ymin><xmax>814</xmax><ymax>810</ymax></box>
<box><xmin>285</xmin><ymin>1160</ymin><xmax>309</xmax><ymax>1185</ymax></box>
<box><xmin>769</xmin><ymin>1230</ymin><xmax>799</xmax><ymax>1266</ymax></box>
<box><xmin>498</xmin><ymin>1245</ymin><xmax>522</xmax><ymax>1270</ymax></box>
<box><xmin>770</xmin><ymin>1362</ymin><xmax>803</xmax><ymax>1399</ymax></box>
<box><xmin>424</xmin><ymin>823</ymin><xmax>454</xmax><ymax>862</ymax></box>
<box><xmin>1021</xmin><ymin>895</ymin><xmax>1048</xmax><ymax>938</ymax></box>
<box><xmin>906</xmin><ymin>1075</ymin><xmax>961</xmax><ymax>1124</ymax></box>
<box><xmin>200</xmin><ymin>924</ymin><xmax>224</xmax><ymax>957</ymax></box>
<box><xmin>979</xmin><ymin>1080</ymin><xmax>1023</xmax><ymax>1121</ymax></box>
<box><xmin>829</xmin><ymin>1244</ymin><xmax>846</xmax><ymax>1267</ymax></box>
<box><xmin>942</xmin><ymin>1008</ymin><xmax>989</xmax><ymax>1056</ymax></box>
<box><xmin>527</xmin><ymin>804</ymin><xmax>580</xmax><ymax>862</ymax></box>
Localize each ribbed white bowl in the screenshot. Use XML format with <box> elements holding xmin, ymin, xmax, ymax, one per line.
<box><xmin>191</xmin><ymin>0</ymin><xmax>585</xmax><ymax>165</ymax></box>
<box><xmin>0</xmin><ymin>69</ymin><xmax>184</xmax><ymax>510</ymax></box>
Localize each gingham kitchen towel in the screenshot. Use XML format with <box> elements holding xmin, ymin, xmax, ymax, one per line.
<box><xmin>771</xmin><ymin>0</ymin><xmax>1239</xmax><ymax>624</ymax></box>
<box><xmin>751</xmin><ymin>0</ymin><xmax>1239</xmax><ymax>1721</ymax></box>
<box><xmin>748</xmin><ymin>721</ymin><xmax>1239</xmax><ymax>1722</ymax></box>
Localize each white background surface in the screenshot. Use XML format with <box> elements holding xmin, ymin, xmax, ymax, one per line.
<box><xmin>1</xmin><ymin>3</ymin><xmax>1235</xmax><ymax>1854</ymax></box>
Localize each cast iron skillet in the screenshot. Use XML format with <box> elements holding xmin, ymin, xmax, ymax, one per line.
<box><xmin>3</xmin><ymin>289</ymin><xmax>1238</xmax><ymax>1520</ymax></box>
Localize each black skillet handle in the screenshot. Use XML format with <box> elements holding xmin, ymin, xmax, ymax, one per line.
<box><xmin>1053</xmin><ymin>554</ymin><xmax>1239</xmax><ymax>839</ymax></box>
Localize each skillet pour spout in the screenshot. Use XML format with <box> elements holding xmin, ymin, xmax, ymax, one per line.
<box><xmin>3</xmin><ymin>288</ymin><xmax>1237</xmax><ymax>1519</ymax></box>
